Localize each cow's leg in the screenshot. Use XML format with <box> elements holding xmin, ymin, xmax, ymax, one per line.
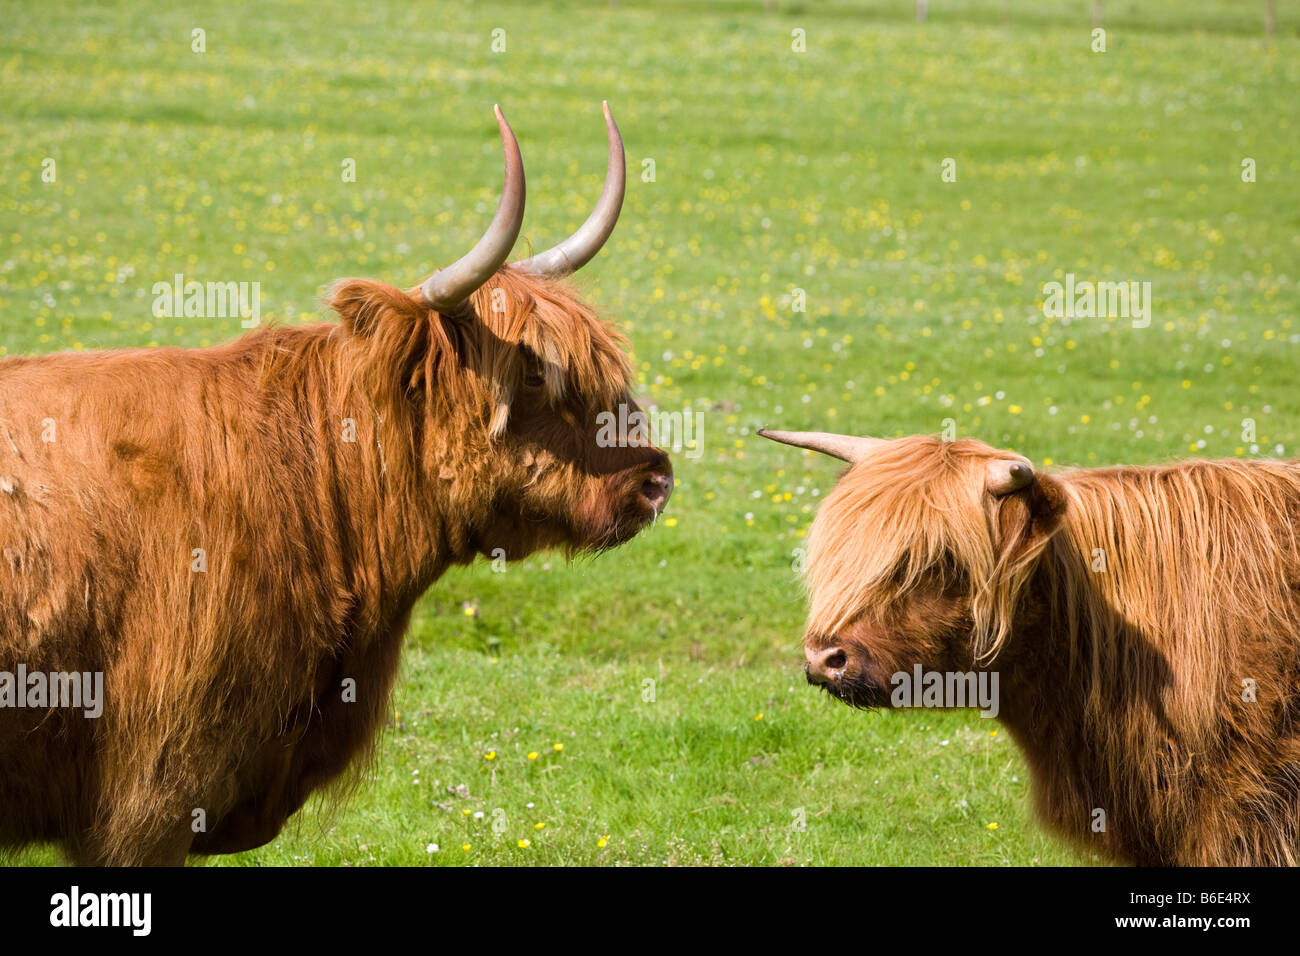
<box><xmin>71</xmin><ymin>751</ymin><xmax>206</xmax><ymax>866</ymax></box>
<box><xmin>127</xmin><ymin>823</ymin><xmax>195</xmax><ymax>867</ymax></box>
<box><xmin>71</xmin><ymin>816</ymin><xmax>195</xmax><ymax>867</ymax></box>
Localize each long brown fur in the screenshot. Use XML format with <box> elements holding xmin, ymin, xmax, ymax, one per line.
<box><xmin>802</xmin><ymin>435</ymin><xmax>1300</xmax><ymax>865</ymax></box>
<box><xmin>0</xmin><ymin>266</ymin><xmax>669</xmax><ymax>865</ymax></box>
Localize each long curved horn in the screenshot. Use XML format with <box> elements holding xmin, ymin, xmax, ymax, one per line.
<box><xmin>515</xmin><ymin>101</ymin><xmax>625</xmax><ymax>277</ymax></box>
<box><xmin>986</xmin><ymin>458</ymin><xmax>1034</xmax><ymax>496</ymax></box>
<box><xmin>421</xmin><ymin>105</ymin><xmax>526</xmax><ymax>311</ymax></box>
<box><xmin>756</xmin><ymin>428</ymin><xmax>886</xmax><ymax>464</ymax></box>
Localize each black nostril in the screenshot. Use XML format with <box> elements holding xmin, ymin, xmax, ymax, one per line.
<box><xmin>642</xmin><ymin>473</ymin><xmax>671</xmax><ymax>504</ymax></box>
<box><xmin>805</xmin><ymin>645</ymin><xmax>849</xmax><ymax>687</ymax></box>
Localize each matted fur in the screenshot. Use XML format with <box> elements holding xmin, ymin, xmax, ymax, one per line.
<box><xmin>0</xmin><ymin>266</ymin><xmax>668</xmax><ymax>865</ymax></box>
<box><xmin>803</xmin><ymin>435</ymin><xmax>1300</xmax><ymax>865</ymax></box>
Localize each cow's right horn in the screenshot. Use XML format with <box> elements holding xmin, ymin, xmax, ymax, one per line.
<box><xmin>756</xmin><ymin>429</ymin><xmax>886</xmax><ymax>464</ymax></box>
<box><xmin>421</xmin><ymin>105</ymin><xmax>526</xmax><ymax>312</ymax></box>
<box><xmin>515</xmin><ymin>101</ymin><xmax>625</xmax><ymax>277</ymax></box>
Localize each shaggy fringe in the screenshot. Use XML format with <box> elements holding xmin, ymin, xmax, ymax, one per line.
<box><xmin>804</xmin><ymin>437</ymin><xmax>1046</xmax><ymax>661</ymax></box>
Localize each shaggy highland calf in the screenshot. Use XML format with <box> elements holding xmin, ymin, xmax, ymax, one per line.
<box><xmin>760</xmin><ymin>428</ymin><xmax>1300</xmax><ymax>866</ymax></box>
<box><xmin>0</xmin><ymin>104</ymin><xmax>672</xmax><ymax>865</ymax></box>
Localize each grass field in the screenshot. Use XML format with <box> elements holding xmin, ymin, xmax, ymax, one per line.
<box><xmin>1</xmin><ymin>0</ymin><xmax>1297</xmax><ymax>865</ymax></box>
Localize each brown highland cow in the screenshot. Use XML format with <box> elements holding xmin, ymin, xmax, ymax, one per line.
<box><xmin>0</xmin><ymin>104</ymin><xmax>672</xmax><ymax>865</ymax></box>
<box><xmin>760</xmin><ymin>428</ymin><xmax>1300</xmax><ymax>866</ymax></box>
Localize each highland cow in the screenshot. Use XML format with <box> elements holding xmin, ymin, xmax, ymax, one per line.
<box><xmin>760</xmin><ymin>428</ymin><xmax>1300</xmax><ymax>866</ymax></box>
<box><xmin>0</xmin><ymin>104</ymin><xmax>672</xmax><ymax>865</ymax></box>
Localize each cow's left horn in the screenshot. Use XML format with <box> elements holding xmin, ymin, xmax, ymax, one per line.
<box><xmin>756</xmin><ymin>428</ymin><xmax>886</xmax><ymax>464</ymax></box>
<box><xmin>422</xmin><ymin>105</ymin><xmax>526</xmax><ymax>312</ymax></box>
<box><xmin>515</xmin><ymin>101</ymin><xmax>625</xmax><ymax>277</ymax></box>
<box><xmin>986</xmin><ymin>458</ymin><xmax>1034</xmax><ymax>495</ymax></box>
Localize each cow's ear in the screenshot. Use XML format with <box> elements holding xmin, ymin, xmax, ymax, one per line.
<box><xmin>991</xmin><ymin>470</ymin><xmax>1067</xmax><ymax>563</ymax></box>
<box><xmin>972</xmin><ymin>471</ymin><xmax>1067</xmax><ymax>661</ymax></box>
<box><xmin>328</xmin><ymin>279</ymin><xmax>425</xmax><ymax>339</ymax></box>
<box><xmin>328</xmin><ymin>279</ymin><xmax>466</xmax><ymax>407</ymax></box>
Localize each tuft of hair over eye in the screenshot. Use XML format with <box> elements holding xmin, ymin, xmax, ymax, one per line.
<box><xmin>520</xmin><ymin>349</ymin><xmax>546</xmax><ymax>389</ymax></box>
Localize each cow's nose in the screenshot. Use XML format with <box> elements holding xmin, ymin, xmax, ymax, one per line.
<box><xmin>641</xmin><ymin>470</ymin><xmax>673</xmax><ymax>511</ymax></box>
<box><xmin>805</xmin><ymin>645</ymin><xmax>848</xmax><ymax>685</ymax></box>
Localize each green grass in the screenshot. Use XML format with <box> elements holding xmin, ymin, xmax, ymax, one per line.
<box><xmin>1</xmin><ymin>0</ymin><xmax>1296</xmax><ymax>865</ymax></box>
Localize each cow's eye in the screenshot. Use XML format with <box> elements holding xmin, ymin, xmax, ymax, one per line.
<box><xmin>520</xmin><ymin>348</ymin><xmax>546</xmax><ymax>389</ymax></box>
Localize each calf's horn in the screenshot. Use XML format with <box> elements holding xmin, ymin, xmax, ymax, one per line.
<box><xmin>986</xmin><ymin>458</ymin><xmax>1035</xmax><ymax>496</ymax></box>
<box><xmin>756</xmin><ymin>428</ymin><xmax>886</xmax><ymax>464</ymax></box>
<box><xmin>515</xmin><ymin>101</ymin><xmax>625</xmax><ymax>277</ymax></box>
<box><xmin>421</xmin><ymin>105</ymin><xmax>526</xmax><ymax>312</ymax></box>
